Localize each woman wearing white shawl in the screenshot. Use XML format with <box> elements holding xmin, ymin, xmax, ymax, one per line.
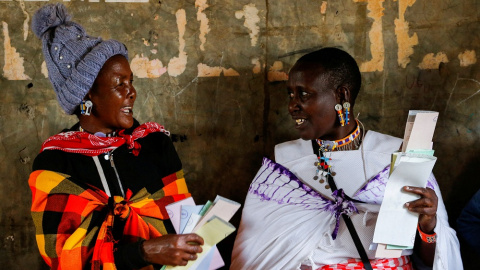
<box><xmin>231</xmin><ymin>48</ymin><xmax>462</xmax><ymax>270</ymax></box>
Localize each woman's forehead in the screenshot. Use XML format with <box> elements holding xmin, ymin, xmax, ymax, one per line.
<box><xmin>288</xmin><ymin>64</ymin><xmax>329</xmax><ymax>85</ymax></box>
<box><xmin>97</xmin><ymin>55</ymin><xmax>131</xmax><ymax>79</ymax></box>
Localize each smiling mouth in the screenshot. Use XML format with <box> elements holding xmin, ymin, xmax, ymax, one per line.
<box><xmin>295</xmin><ymin>118</ymin><xmax>306</xmax><ymax>126</ymax></box>
<box><xmin>121</xmin><ymin>107</ymin><xmax>133</xmax><ymax>114</ymax></box>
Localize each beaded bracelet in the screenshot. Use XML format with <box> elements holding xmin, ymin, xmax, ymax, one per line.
<box><xmin>417</xmin><ymin>224</ymin><xmax>437</xmax><ymax>243</ymax></box>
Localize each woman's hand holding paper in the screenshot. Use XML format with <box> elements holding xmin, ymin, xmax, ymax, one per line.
<box><xmin>403</xmin><ymin>186</ymin><xmax>438</xmax><ymax>233</ymax></box>
<box><xmin>142</xmin><ymin>234</ymin><xmax>204</xmax><ymax>266</ymax></box>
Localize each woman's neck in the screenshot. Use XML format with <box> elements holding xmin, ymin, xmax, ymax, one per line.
<box><xmin>78</xmin><ymin>116</ymin><xmax>116</xmax><ymax>136</ymax></box>
<box><xmin>317</xmin><ymin>120</ymin><xmax>363</xmax><ymax>152</ymax></box>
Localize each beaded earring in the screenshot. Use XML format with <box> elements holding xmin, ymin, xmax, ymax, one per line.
<box><xmin>343</xmin><ymin>102</ymin><xmax>350</xmax><ymax>125</ymax></box>
<box><xmin>335</xmin><ymin>104</ymin><xmax>345</xmax><ymax>126</ymax></box>
<box><xmin>80</xmin><ymin>100</ymin><xmax>93</xmax><ymax>116</ymax></box>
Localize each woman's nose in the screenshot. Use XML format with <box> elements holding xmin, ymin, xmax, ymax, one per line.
<box><xmin>127</xmin><ymin>85</ymin><xmax>136</xmax><ymax>100</ymax></box>
<box><xmin>288</xmin><ymin>96</ymin><xmax>300</xmax><ymax>113</ymax></box>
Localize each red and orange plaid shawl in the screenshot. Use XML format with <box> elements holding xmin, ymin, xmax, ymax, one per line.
<box><xmin>29</xmin><ymin>122</ymin><xmax>189</xmax><ymax>270</ymax></box>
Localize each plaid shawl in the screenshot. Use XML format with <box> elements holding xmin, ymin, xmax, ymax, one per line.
<box><xmin>29</xmin><ymin>169</ymin><xmax>190</xmax><ymax>270</ymax></box>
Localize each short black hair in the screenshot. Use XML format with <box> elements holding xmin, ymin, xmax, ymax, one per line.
<box><xmin>295</xmin><ymin>47</ymin><xmax>361</xmax><ymax>104</ymax></box>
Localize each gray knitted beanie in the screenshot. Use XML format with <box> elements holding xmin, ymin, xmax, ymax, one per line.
<box><xmin>32</xmin><ymin>3</ymin><xmax>129</xmax><ymax>114</ymax></box>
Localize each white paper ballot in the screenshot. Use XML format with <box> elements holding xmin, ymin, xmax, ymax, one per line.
<box><xmin>180</xmin><ymin>205</ymin><xmax>203</xmax><ymax>234</ymax></box>
<box><xmin>402</xmin><ymin>111</ymin><xmax>438</xmax><ymax>152</ymax></box>
<box><xmin>373</xmin><ymin>154</ymin><xmax>437</xmax><ymax>247</ymax></box>
<box><xmin>165</xmin><ymin>197</ymin><xmax>195</xmax><ymax>234</ymax></box>
<box><xmin>182</xmin><ymin>213</ymin><xmax>202</xmax><ymax>234</ymax></box>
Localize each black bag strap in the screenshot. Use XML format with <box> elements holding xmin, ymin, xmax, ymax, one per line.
<box><xmin>311</xmin><ymin>140</ymin><xmax>373</xmax><ymax>270</ymax></box>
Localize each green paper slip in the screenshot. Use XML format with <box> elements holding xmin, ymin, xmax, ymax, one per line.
<box><xmin>386</xmin><ymin>244</ymin><xmax>413</xmax><ymax>250</ymax></box>
<box><xmin>199</xmin><ymin>200</ymin><xmax>212</xmax><ymax>216</ymax></box>
<box><xmin>406</xmin><ymin>149</ymin><xmax>435</xmax><ymax>156</ymax></box>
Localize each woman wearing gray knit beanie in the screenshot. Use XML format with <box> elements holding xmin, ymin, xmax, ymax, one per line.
<box><xmin>29</xmin><ymin>3</ymin><xmax>203</xmax><ymax>270</ymax></box>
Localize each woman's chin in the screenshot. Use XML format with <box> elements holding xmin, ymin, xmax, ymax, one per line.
<box><xmin>118</xmin><ymin>117</ymin><xmax>134</xmax><ymax>130</ymax></box>
<box><xmin>298</xmin><ymin>130</ymin><xmax>316</xmax><ymax>141</ymax></box>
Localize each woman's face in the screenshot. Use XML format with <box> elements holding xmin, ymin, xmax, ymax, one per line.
<box><xmin>287</xmin><ymin>64</ymin><xmax>340</xmax><ymax>140</ymax></box>
<box><xmin>87</xmin><ymin>55</ymin><xmax>136</xmax><ymax>133</ymax></box>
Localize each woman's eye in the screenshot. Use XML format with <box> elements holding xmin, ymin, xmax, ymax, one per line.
<box><xmin>301</xmin><ymin>91</ymin><xmax>309</xmax><ymax>97</ymax></box>
<box><xmin>288</xmin><ymin>92</ymin><xmax>294</xmax><ymax>98</ymax></box>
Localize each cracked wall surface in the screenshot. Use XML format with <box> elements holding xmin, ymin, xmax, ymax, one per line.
<box><xmin>1</xmin><ymin>0</ymin><xmax>480</xmax><ymax>269</ymax></box>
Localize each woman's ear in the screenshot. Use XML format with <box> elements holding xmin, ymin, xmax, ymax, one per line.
<box><xmin>84</xmin><ymin>90</ymin><xmax>93</xmax><ymax>101</ymax></box>
<box><xmin>335</xmin><ymin>85</ymin><xmax>351</xmax><ymax>104</ymax></box>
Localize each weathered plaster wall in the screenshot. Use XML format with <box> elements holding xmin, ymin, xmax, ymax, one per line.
<box><xmin>1</xmin><ymin>0</ymin><xmax>480</xmax><ymax>269</ymax></box>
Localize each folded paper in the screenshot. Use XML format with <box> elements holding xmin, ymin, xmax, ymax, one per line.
<box><xmin>166</xmin><ymin>217</ymin><xmax>236</xmax><ymax>270</ymax></box>
<box><xmin>402</xmin><ymin>111</ymin><xmax>438</xmax><ymax>152</ymax></box>
<box><xmin>192</xmin><ymin>195</ymin><xmax>241</xmax><ymax>232</ymax></box>
<box><xmin>373</xmin><ymin>154</ymin><xmax>437</xmax><ymax>247</ymax></box>
<box><xmin>165</xmin><ymin>197</ymin><xmax>195</xmax><ymax>234</ymax></box>
<box><xmin>180</xmin><ymin>205</ymin><xmax>203</xmax><ymax>234</ymax></box>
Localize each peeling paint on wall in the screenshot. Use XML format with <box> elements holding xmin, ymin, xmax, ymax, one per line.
<box><xmin>130</xmin><ymin>54</ymin><xmax>167</xmax><ymax>78</ymax></box>
<box><xmin>267</xmin><ymin>61</ymin><xmax>288</xmax><ymax>82</ymax></box>
<box><xmin>418</xmin><ymin>52</ymin><xmax>449</xmax><ymax>69</ymax></box>
<box><xmin>196</xmin><ymin>0</ymin><xmax>210</xmax><ymax>51</ymax></box>
<box><xmin>458</xmin><ymin>50</ymin><xmax>476</xmax><ymax>67</ymax></box>
<box><xmin>167</xmin><ymin>9</ymin><xmax>187</xmax><ymax>77</ymax></box>
<box><xmin>41</xmin><ymin>61</ymin><xmax>48</xmax><ymax>78</ymax></box>
<box><xmin>19</xmin><ymin>0</ymin><xmax>29</xmax><ymax>41</ymax></box>
<box><xmin>2</xmin><ymin>21</ymin><xmax>31</xmax><ymax>80</ymax></box>
<box><xmin>321</xmin><ymin>1</ymin><xmax>328</xmax><ymax>14</ymax></box>
<box><xmin>320</xmin><ymin>1</ymin><xmax>328</xmax><ymax>22</ymax></box>
<box><xmin>197</xmin><ymin>63</ymin><xmax>239</xmax><ymax>77</ymax></box>
<box><xmin>235</xmin><ymin>4</ymin><xmax>260</xmax><ymax>47</ymax></box>
<box><xmin>252</xmin><ymin>58</ymin><xmax>261</xmax><ymax>74</ymax></box>
<box><xmin>354</xmin><ymin>0</ymin><xmax>385</xmax><ymax>72</ymax></box>
<box><xmin>395</xmin><ymin>0</ymin><xmax>418</xmax><ymax>68</ymax></box>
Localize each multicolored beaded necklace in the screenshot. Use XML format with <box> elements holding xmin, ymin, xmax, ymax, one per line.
<box><xmin>313</xmin><ymin>120</ymin><xmax>362</xmax><ymax>182</ymax></box>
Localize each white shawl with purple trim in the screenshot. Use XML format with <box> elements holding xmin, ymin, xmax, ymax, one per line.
<box><xmin>231</xmin><ymin>131</ymin><xmax>462</xmax><ymax>270</ymax></box>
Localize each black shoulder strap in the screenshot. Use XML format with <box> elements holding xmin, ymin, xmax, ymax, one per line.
<box><xmin>311</xmin><ymin>140</ymin><xmax>373</xmax><ymax>270</ymax></box>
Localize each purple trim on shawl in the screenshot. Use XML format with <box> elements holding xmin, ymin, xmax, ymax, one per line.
<box><xmin>426</xmin><ymin>174</ymin><xmax>436</xmax><ymax>190</ymax></box>
<box><xmin>329</xmin><ymin>189</ymin><xmax>359</xmax><ymax>239</ymax></box>
<box><xmin>248</xmin><ymin>158</ymin><xmax>363</xmax><ymax>239</ymax></box>
<box><xmin>353</xmin><ymin>165</ymin><xmax>437</xmax><ymax>204</ymax></box>
<box><xmin>356</xmin><ymin>165</ymin><xmax>391</xmax><ymax>194</ymax></box>
<box><xmin>249</xmin><ymin>157</ymin><xmax>322</xmax><ymax>201</ymax></box>
<box><xmin>249</xmin><ymin>158</ymin><xmax>358</xmax><ymax>218</ymax></box>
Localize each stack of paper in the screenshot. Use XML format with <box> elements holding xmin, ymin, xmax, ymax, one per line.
<box><xmin>373</xmin><ymin>111</ymin><xmax>438</xmax><ymax>258</ymax></box>
<box><xmin>164</xmin><ymin>195</ymin><xmax>241</xmax><ymax>270</ymax></box>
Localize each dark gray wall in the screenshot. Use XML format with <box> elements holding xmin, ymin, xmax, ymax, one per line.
<box><xmin>1</xmin><ymin>0</ymin><xmax>479</xmax><ymax>269</ymax></box>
